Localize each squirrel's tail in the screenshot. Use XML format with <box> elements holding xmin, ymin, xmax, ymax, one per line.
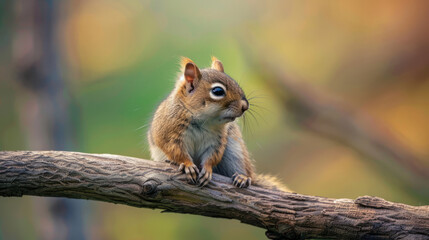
<box><xmin>253</xmin><ymin>174</ymin><xmax>291</xmax><ymax>192</ymax></box>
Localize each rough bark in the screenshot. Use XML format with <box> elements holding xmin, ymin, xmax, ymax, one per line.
<box><xmin>0</xmin><ymin>151</ymin><xmax>428</xmax><ymax>239</ymax></box>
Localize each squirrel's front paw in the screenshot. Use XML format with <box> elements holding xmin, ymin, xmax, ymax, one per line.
<box><xmin>232</xmin><ymin>173</ymin><xmax>251</xmax><ymax>188</ymax></box>
<box><xmin>198</xmin><ymin>167</ymin><xmax>213</xmax><ymax>187</ymax></box>
<box><xmin>178</xmin><ymin>163</ymin><xmax>199</xmax><ymax>184</ymax></box>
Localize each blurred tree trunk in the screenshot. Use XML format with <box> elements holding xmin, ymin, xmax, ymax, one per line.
<box><xmin>12</xmin><ymin>1</ymin><xmax>86</xmax><ymax>240</ymax></box>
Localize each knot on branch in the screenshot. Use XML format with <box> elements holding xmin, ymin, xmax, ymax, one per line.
<box><xmin>355</xmin><ymin>196</ymin><xmax>396</xmax><ymax>209</ymax></box>
<box><xmin>142</xmin><ymin>179</ymin><xmax>160</xmax><ymax>195</ymax></box>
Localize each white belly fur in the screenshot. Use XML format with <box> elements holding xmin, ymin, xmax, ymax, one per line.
<box><xmin>183</xmin><ymin>125</ymin><xmax>219</xmax><ymax>166</ymax></box>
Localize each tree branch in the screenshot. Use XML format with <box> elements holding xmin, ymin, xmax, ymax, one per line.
<box><xmin>1</xmin><ymin>151</ymin><xmax>428</xmax><ymax>239</ymax></box>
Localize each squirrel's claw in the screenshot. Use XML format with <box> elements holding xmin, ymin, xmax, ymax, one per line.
<box><xmin>198</xmin><ymin>167</ymin><xmax>212</xmax><ymax>187</ymax></box>
<box><xmin>178</xmin><ymin>163</ymin><xmax>184</xmax><ymax>171</ymax></box>
<box><xmin>232</xmin><ymin>173</ymin><xmax>251</xmax><ymax>188</ymax></box>
<box><xmin>179</xmin><ymin>163</ymin><xmax>199</xmax><ymax>184</ymax></box>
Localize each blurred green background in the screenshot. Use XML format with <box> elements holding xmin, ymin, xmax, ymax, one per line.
<box><xmin>1</xmin><ymin>1</ymin><xmax>428</xmax><ymax>239</ymax></box>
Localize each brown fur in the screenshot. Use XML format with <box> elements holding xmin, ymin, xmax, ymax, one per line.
<box><xmin>148</xmin><ymin>57</ymin><xmax>288</xmax><ymax>190</ymax></box>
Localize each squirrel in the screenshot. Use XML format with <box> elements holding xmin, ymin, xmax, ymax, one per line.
<box><xmin>148</xmin><ymin>57</ymin><xmax>287</xmax><ymax>191</ymax></box>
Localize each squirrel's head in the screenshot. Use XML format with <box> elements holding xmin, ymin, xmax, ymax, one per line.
<box><xmin>175</xmin><ymin>57</ymin><xmax>248</xmax><ymax>125</ymax></box>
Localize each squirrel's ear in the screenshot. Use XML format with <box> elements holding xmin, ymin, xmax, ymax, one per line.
<box><xmin>183</xmin><ymin>61</ymin><xmax>201</xmax><ymax>93</ymax></box>
<box><xmin>180</xmin><ymin>57</ymin><xmax>193</xmax><ymax>69</ymax></box>
<box><xmin>184</xmin><ymin>62</ymin><xmax>201</xmax><ymax>82</ymax></box>
<box><xmin>211</xmin><ymin>56</ymin><xmax>224</xmax><ymax>72</ymax></box>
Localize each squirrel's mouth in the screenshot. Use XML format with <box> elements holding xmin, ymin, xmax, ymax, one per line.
<box><xmin>221</xmin><ymin>110</ymin><xmax>244</xmax><ymax>122</ymax></box>
<box><xmin>223</xmin><ymin>116</ymin><xmax>236</xmax><ymax>122</ymax></box>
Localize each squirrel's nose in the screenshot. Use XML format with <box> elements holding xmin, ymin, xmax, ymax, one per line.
<box><xmin>241</xmin><ymin>99</ymin><xmax>249</xmax><ymax>112</ymax></box>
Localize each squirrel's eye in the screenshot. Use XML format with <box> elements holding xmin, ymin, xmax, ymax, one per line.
<box><xmin>212</xmin><ymin>87</ymin><xmax>225</xmax><ymax>96</ymax></box>
<box><xmin>210</xmin><ymin>84</ymin><xmax>226</xmax><ymax>100</ymax></box>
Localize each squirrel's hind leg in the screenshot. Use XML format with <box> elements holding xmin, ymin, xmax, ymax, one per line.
<box><xmin>213</xmin><ymin>134</ymin><xmax>253</xmax><ymax>188</ymax></box>
<box><xmin>232</xmin><ymin>173</ymin><xmax>251</xmax><ymax>188</ymax></box>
